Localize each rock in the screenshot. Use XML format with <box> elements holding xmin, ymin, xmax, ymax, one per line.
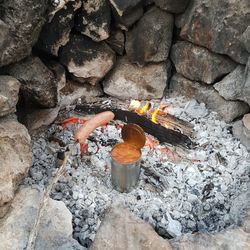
<box><xmin>0</xmin><ymin>76</ymin><xmax>20</xmax><ymax>117</ymax></box>
<box><xmin>214</xmin><ymin>65</ymin><xmax>245</xmax><ymax>100</ymax></box>
<box><xmin>59</xmin><ymin>34</ymin><xmax>115</xmax><ymax>85</ymax></box>
<box><xmin>0</xmin><ymin>0</ymin><xmax>48</xmax><ymax>66</ymax></box>
<box><xmin>241</xmin><ymin>26</ymin><xmax>250</xmax><ymax>53</ymax></box>
<box><xmin>7</xmin><ymin>56</ymin><xmax>58</xmax><ymax>108</ymax></box>
<box><xmin>36</xmin><ymin>0</ymin><xmax>81</xmax><ymax>56</ymax></box>
<box><xmin>46</xmin><ymin>60</ymin><xmax>66</xmax><ymax>92</ymax></box>
<box><xmin>90</xmin><ymin>204</ymin><xmax>172</xmax><ymax>250</ymax></box>
<box><xmin>75</xmin><ymin>0</ymin><xmax>111</xmax><ymax>42</ymax></box>
<box><xmin>243</xmin><ymin>114</ymin><xmax>250</xmax><ymax>132</ymax></box>
<box><xmin>0</xmin><ymin>20</ymin><xmax>9</xmax><ymax>49</ymax></box>
<box><xmin>170</xmin><ymin>228</ymin><xmax>250</xmax><ymax>250</ymax></box>
<box><xmin>178</xmin><ymin>0</ymin><xmax>250</xmax><ymax>64</ymax></box>
<box><xmin>0</xmin><ymin>116</ymin><xmax>32</xmax><ymax>217</ymax></box>
<box><xmin>126</xmin><ymin>7</ymin><xmax>174</xmax><ymax>66</ymax></box>
<box><xmin>108</xmin><ymin>0</ymin><xmax>142</xmax><ymax>16</ymax></box>
<box><xmin>153</xmin><ymin>0</ymin><xmax>190</xmax><ymax>13</ymax></box>
<box><xmin>24</xmin><ymin>106</ymin><xmax>60</xmax><ymax>132</ymax></box>
<box><xmin>170</xmin><ymin>41</ymin><xmax>236</xmax><ymax>84</ymax></box>
<box><xmin>240</xmin><ymin>57</ymin><xmax>250</xmax><ymax>105</ymax></box>
<box><xmin>48</xmin><ymin>0</ymin><xmax>74</xmax><ymax>20</ymax></box>
<box><xmin>103</xmin><ymin>57</ymin><xmax>171</xmax><ymax>100</ymax></box>
<box><xmin>112</xmin><ymin>4</ymin><xmax>143</xmax><ymax>30</ymax></box>
<box><xmin>106</xmin><ymin>30</ymin><xmax>125</xmax><ymax>55</ymax></box>
<box><xmin>0</xmin><ymin>187</ymin><xmax>84</xmax><ymax>250</ymax></box>
<box><xmin>60</xmin><ymin>80</ymin><xmax>103</xmax><ymax>107</ymax></box>
<box><xmin>169</xmin><ymin>73</ymin><xmax>250</xmax><ymax>122</ymax></box>
<box><xmin>233</xmin><ymin>120</ymin><xmax>250</xmax><ymax>150</ymax></box>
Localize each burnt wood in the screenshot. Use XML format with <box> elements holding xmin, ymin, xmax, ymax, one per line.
<box><xmin>74</xmin><ymin>104</ymin><xmax>195</xmax><ymax>149</ymax></box>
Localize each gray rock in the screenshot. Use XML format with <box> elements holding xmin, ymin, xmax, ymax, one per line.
<box><xmin>7</xmin><ymin>56</ymin><xmax>58</xmax><ymax>108</ymax></box>
<box><xmin>24</xmin><ymin>106</ymin><xmax>61</xmax><ymax>132</ymax></box>
<box><xmin>240</xmin><ymin>57</ymin><xmax>250</xmax><ymax>105</ymax></box>
<box><xmin>214</xmin><ymin>65</ymin><xmax>245</xmax><ymax>100</ymax></box>
<box><xmin>90</xmin><ymin>204</ymin><xmax>172</xmax><ymax>250</ymax></box>
<box><xmin>126</xmin><ymin>6</ymin><xmax>174</xmax><ymax>66</ymax></box>
<box><xmin>0</xmin><ymin>0</ymin><xmax>48</xmax><ymax>66</ymax></box>
<box><xmin>75</xmin><ymin>0</ymin><xmax>111</xmax><ymax>42</ymax></box>
<box><xmin>108</xmin><ymin>0</ymin><xmax>142</xmax><ymax>16</ymax></box>
<box><xmin>0</xmin><ymin>187</ymin><xmax>84</xmax><ymax>250</ymax></box>
<box><xmin>0</xmin><ymin>20</ymin><xmax>9</xmax><ymax>49</ymax></box>
<box><xmin>178</xmin><ymin>0</ymin><xmax>250</xmax><ymax>64</ymax></box>
<box><xmin>170</xmin><ymin>227</ymin><xmax>250</xmax><ymax>250</ymax></box>
<box><xmin>233</xmin><ymin>117</ymin><xmax>250</xmax><ymax>151</ymax></box>
<box><xmin>36</xmin><ymin>0</ymin><xmax>81</xmax><ymax>56</ymax></box>
<box><xmin>0</xmin><ymin>116</ymin><xmax>32</xmax><ymax>217</ymax></box>
<box><xmin>60</xmin><ymin>80</ymin><xmax>103</xmax><ymax>107</ymax></box>
<box><xmin>170</xmin><ymin>41</ymin><xmax>236</xmax><ymax>84</ymax></box>
<box><xmin>59</xmin><ymin>34</ymin><xmax>115</xmax><ymax>85</ymax></box>
<box><xmin>169</xmin><ymin>73</ymin><xmax>250</xmax><ymax>122</ymax></box>
<box><xmin>241</xmin><ymin>26</ymin><xmax>250</xmax><ymax>53</ymax></box>
<box><xmin>112</xmin><ymin>4</ymin><xmax>143</xmax><ymax>30</ymax></box>
<box><xmin>103</xmin><ymin>57</ymin><xmax>171</xmax><ymax>100</ymax></box>
<box><xmin>47</xmin><ymin>60</ymin><xmax>66</xmax><ymax>92</ymax></box>
<box><xmin>153</xmin><ymin>0</ymin><xmax>190</xmax><ymax>13</ymax></box>
<box><xmin>106</xmin><ymin>30</ymin><xmax>125</xmax><ymax>55</ymax></box>
<box><xmin>0</xmin><ymin>76</ymin><xmax>20</xmax><ymax>117</ymax></box>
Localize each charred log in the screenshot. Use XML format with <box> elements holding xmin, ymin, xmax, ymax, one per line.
<box><xmin>74</xmin><ymin>104</ymin><xmax>195</xmax><ymax>149</ymax></box>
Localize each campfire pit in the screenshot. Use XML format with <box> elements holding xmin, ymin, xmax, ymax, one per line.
<box><xmin>23</xmin><ymin>96</ymin><xmax>250</xmax><ymax>248</ymax></box>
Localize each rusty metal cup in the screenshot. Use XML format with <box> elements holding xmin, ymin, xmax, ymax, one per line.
<box><xmin>111</xmin><ymin>124</ymin><xmax>146</xmax><ymax>193</ymax></box>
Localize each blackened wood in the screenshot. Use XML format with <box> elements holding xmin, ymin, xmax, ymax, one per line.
<box><xmin>74</xmin><ymin>104</ymin><xmax>195</xmax><ymax>149</ymax></box>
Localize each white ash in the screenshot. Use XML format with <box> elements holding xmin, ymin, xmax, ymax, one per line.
<box><xmin>24</xmin><ymin>97</ymin><xmax>250</xmax><ymax>248</ymax></box>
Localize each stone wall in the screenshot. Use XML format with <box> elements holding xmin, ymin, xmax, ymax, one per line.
<box><xmin>0</xmin><ymin>0</ymin><xmax>250</xmax><ymax>219</ymax></box>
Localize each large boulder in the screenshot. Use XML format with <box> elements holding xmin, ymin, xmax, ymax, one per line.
<box><xmin>0</xmin><ymin>76</ymin><xmax>20</xmax><ymax>117</ymax></box>
<box><xmin>169</xmin><ymin>73</ymin><xmax>250</xmax><ymax>122</ymax></box>
<box><xmin>153</xmin><ymin>0</ymin><xmax>190</xmax><ymax>13</ymax></box>
<box><xmin>91</xmin><ymin>204</ymin><xmax>172</xmax><ymax>250</ymax></box>
<box><xmin>75</xmin><ymin>0</ymin><xmax>111</xmax><ymax>42</ymax></box>
<box><xmin>7</xmin><ymin>56</ymin><xmax>58</xmax><ymax>108</ymax></box>
<box><xmin>214</xmin><ymin>65</ymin><xmax>245</xmax><ymax>101</ymax></box>
<box><xmin>126</xmin><ymin>7</ymin><xmax>174</xmax><ymax>66</ymax></box>
<box><xmin>0</xmin><ymin>187</ymin><xmax>84</xmax><ymax>250</ymax></box>
<box><xmin>103</xmin><ymin>57</ymin><xmax>171</xmax><ymax>100</ymax></box>
<box><xmin>178</xmin><ymin>0</ymin><xmax>250</xmax><ymax>64</ymax></box>
<box><xmin>0</xmin><ymin>0</ymin><xmax>48</xmax><ymax>67</ymax></box>
<box><xmin>36</xmin><ymin>0</ymin><xmax>81</xmax><ymax>56</ymax></box>
<box><xmin>0</xmin><ymin>116</ymin><xmax>32</xmax><ymax>217</ymax></box>
<box><xmin>170</xmin><ymin>41</ymin><xmax>236</xmax><ymax>84</ymax></box>
<box><xmin>59</xmin><ymin>34</ymin><xmax>116</xmax><ymax>85</ymax></box>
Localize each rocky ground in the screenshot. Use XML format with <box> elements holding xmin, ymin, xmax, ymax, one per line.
<box><xmin>23</xmin><ymin>97</ymin><xmax>250</xmax><ymax>248</ymax></box>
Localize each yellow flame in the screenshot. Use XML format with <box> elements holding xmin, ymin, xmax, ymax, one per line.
<box><xmin>151</xmin><ymin>107</ymin><xmax>160</xmax><ymax>124</ymax></box>
<box><xmin>138</xmin><ymin>102</ymin><xmax>150</xmax><ymax>114</ymax></box>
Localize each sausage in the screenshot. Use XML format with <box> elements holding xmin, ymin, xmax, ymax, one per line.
<box><xmin>74</xmin><ymin>111</ymin><xmax>115</xmax><ymax>144</ymax></box>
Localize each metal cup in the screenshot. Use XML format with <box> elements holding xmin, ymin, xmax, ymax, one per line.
<box><xmin>111</xmin><ymin>148</ymin><xmax>141</xmax><ymax>193</ymax></box>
